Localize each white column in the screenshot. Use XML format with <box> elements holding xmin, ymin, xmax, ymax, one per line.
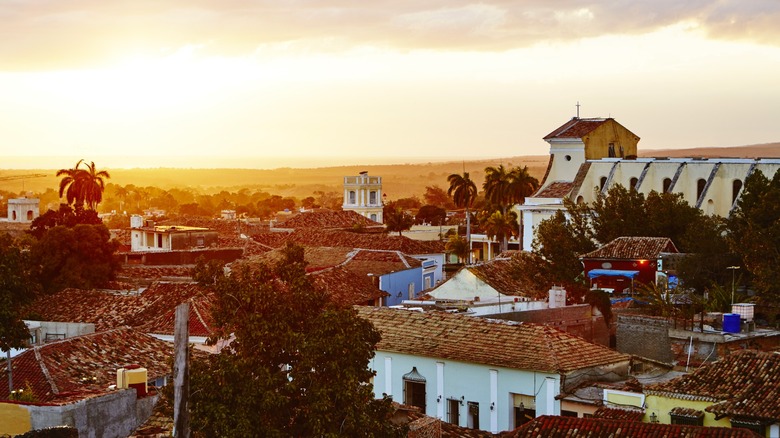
<box><xmin>522</xmin><ymin>210</ymin><xmax>534</xmax><ymax>252</ymax></box>
<box><xmin>344</xmin><ymin>189</ymin><xmax>348</xmax><ymax>206</ymax></box>
<box><xmin>489</xmin><ymin>369</ymin><xmax>498</xmax><ymax>433</ymax></box>
<box><xmin>437</xmin><ymin>362</ymin><xmax>445</xmax><ymax>419</ymax></box>
<box><xmin>769</xmin><ymin>424</ymin><xmax>778</xmax><ymax>438</ymax></box>
<box><xmin>384</xmin><ymin>357</ymin><xmax>392</xmax><ymax>398</ymax></box>
<box><xmin>545</xmin><ymin>377</ymin><xmax>555</xmax><ymax>415</ymax></box>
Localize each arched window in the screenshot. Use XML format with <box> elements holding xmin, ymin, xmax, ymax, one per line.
<box><xmin>662</xmin><ymin>178</ymin><xmax>672</xmax><ymax>193</ymax></box>
<box><xmin>403</xmin><ymin>367</ymin><xmax>426</xmax><ymax>413</ymax></box>
<box><xmin>697</xmin><ymin>178</ymin><xmax>707</xmax><ymax>200</ymax></box>
<box><xmin>629</xmin><ymin>177</ymin><xmax>638</xmax><ymax>191</ymax></box>
<box><xmin>26</xmin><ymin>210</ymin><xmax>33</xmax><ymax>221</ymax></box>
<box><xmin>732</xmin><ymin>179</ymin><xmax>743</xmax><ymax>204</ymax></box>
<box><xmin>599</xmin><ymin>177</ymin><xmax>607</xmax><ymax>191</ymax></box>
<box><xmin>576</xmin><ymin>195</ymin><xmax>585</xmax><ymax>205</ymax></box>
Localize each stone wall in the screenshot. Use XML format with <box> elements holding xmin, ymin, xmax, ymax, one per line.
<box><xmin>616</xmin><ymin>315</ymin><xmax>674</xmax><ymax>364</ymax></box>
<box><xmin>26</xmin><ymin>389</ymin><xmax>159</xmax><ymax>438</ymax></box>
<box><xmin>485</xmin><ymin>304</ymin><xmax>610</xmax><ymax>346</ymax></box>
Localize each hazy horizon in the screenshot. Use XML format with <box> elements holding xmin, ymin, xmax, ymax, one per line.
<box><xmin>1</xmin><ymin>2</ymin><xmax>778</xmax><ymax>164</ymax></box>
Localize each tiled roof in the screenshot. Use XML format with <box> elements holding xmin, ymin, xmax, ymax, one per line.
<box><xmin>0</xmin><ymin>327</ymin><xmax>172</xmax><ymax>404</ymax></box>
<box><xmin>253</xmin><ymin>229</ymin><xmax>445</xmax><ymax>255</ymax></box>
<box><xmin>311</xmin><ymin>266</ymin><xmax>388</xmax><ymax>305</ymax></box>
<box><xmin>580</xmin><ymin>237</ymin><xmax>679</xmax><ymax>259</ymax></box>
<box><xmin>506</xmin><ymin>415</ymin><xmax>759</xmax><ymax>437</ymax></box>
<box><xmin>357</xmin><ymin>307</ymin><xmax>629</xmax><ymax>373</ymax></box>
<box><xmin>275</xmin><ymin>209</ymin><xmax>382</xmax><ymax>229</ymax></box>
<box><xmin>534</xmin><ymin>181</ymin><xmax>574</xmax><ymax>198</ymax></box>
<box><xmin>469</xmin><ymin>257</ymin><xmax>537</xmax><ymax>297</ymax></box>
<box><xmin>646</xmin><ymin>350</ymin><xmax>780</xmax><ymax>422</ymax></box>
<box><xmin>543</xmin><ymin>118</ymin><xmax>608</xmax><ymax>140</ymax></box>
<box><xmin>25</xmin><ymin>282</ymin><xmax>213</xmax><ymax>334</ymax></box>
<box><xmin>138</xmin><ymin>293</ymin><xmax>216</xmax><ymax>337</ymax></box>
<box><xmin>592</xmin><ymin>406</ymin><xmax>645</xmax><ymax>421</ymax></box>
<box><xmin>343</xmin><ymin>249</ymin><xmax>421</xmax><ymax>277</ymax></box>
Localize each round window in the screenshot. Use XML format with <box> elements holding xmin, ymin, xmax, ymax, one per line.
<box><xmin>601</xmin><ymin>262</ymin><xmax>612</xmax><ymax>269</ymax></box>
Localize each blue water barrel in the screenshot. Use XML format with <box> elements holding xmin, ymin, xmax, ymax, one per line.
<box><xmin>723</xmin><ymin>313</ymin><xmax>741</xmax><ymax>333</ymax></box>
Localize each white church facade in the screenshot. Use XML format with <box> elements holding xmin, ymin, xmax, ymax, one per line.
<box><xmin>516</xmin><ymin>117</ymin><xmax>780</xmax><ymax>251</ymax></box>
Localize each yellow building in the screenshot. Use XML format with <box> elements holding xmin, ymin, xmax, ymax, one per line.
<box><xmin>643</xmin><ymin>350</ymin><xmax>780</xmax><ymax>437</ymax></box>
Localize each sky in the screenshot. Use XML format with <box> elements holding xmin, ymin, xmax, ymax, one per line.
<box><xmin>1</xmin><ymin>1</ymin><xmax>779</xmax><ymax>169</ymax></box>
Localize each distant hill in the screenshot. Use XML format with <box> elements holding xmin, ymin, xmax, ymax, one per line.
<box><xmin>641</xmin><ymin>142</ymin><xmax>780</xmax><ymax>158</ymax></box>
<box><xmin>2</xmin><ymin>142</ymin><xmax>779</xmax><ymax>201</ymax></box>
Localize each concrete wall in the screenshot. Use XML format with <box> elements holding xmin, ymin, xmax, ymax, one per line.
<box><xmin>22</xmin><ymin>389</ymin><xmax>158</xmax><ymax>438</ymax></box>
<box><xmin>0</xmin><ymin>402</ymin><xmax>33</xmax><ymax>435</ymax></box>
<box><xmin>25</xmin><ymin>321</ymin><xmax>95</xmax><ymax>345</ymax></box>
<box><xmin>122</xmin><ymin>247</ymin><xmax>243</xmax><ymax>265</ymax></box>
<box><xmin>485</xmin><ymin>305</ymin><xmax>610</xmax><ymax>347</ymax></box>
<box><xmin>369</xmin><ymin>351</ymin><xmax>560</xmax><ymax>434</ymax></box>
<box><xmin>616</xmin><ymin>315</ymin><xmax>674</xmax><ymax>364</ymax></box>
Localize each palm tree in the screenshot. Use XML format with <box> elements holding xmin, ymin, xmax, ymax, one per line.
<box><xmin>56</xmin><ymin>159</ymin><xmax>85</xmax><ymax>207</ymax></box>
<box><xmin>447</xmin><ymin>171</ymin><xmax>477</xmax><ymax>264</ymax></box>
<box><xmin>80</xmin><ymin>161</ymin><xmax>111</xmax><ymax>210</ymax></box>
<box><xmin>385</xmin><ymin>207</ymin><xmax>414</xmax><ymax>236</ymax></box>
<box><xmin>445</xmin><ymin>234</ymin><xmax>469</xmax><ymax>264</ymax></box>
<box><xmin>508</xmin><ymin>166</ymin><xmax>539</xmax><ymax>250</ymax></box>
<box><xmin>481</xmin><ymin>210</ymin><xmax>519</xmax><ymax>255</ymax></box>
<box><xmin>55</xmin><ymin>160</ymin><xmax>111</xmax><ymax>211</ymax></box>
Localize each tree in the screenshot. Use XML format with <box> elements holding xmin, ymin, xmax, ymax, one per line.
<box><xmin>28</xmin><ymin>204</ymin><xmax>102</xmax><ymax>240</ymax></box>
<box><xmin>728</xmin><ymin>169</ymin><xmax>780</xmax><ymax>304</ymax></box>
<box><xmin>533</xmin><ymin>202</ymin><xmax>596</xmax><ymax>287</ymax></box>
<box><xmin>479</xmin><ymin>210</ymin><xmax>519</xmax><ymax>254</ymax></box>
<box><xmin>445</xmin><ymin>234</ymin><xmax>469</xmax><ymax>263</ymax></box>
<box><xmin>482</xmin><ymin>165</ymin><xmax>539</xmax><ymax>251</ymax></box>
<box><xmin>385</xmin><ymin>206</ymin><xmax>415</xmax><ymax>236</ymax></box>
<box><xmin>80</xmin><ymin>161</ymin><xmax>111</xmax><ymax>210</ymax></box>
<box><xmin>423</xmin><ymin>185</ymin><xmax>455</xmax><ymax>209</ymax></box>
<box><xmin>447</xmin><ymin>171</ymin><xmax>478</xmax><ymax>263</ymax></box>
<box><xmin>30</xmin><ymin>224</ymin><xmax>120</xmax><ymax>293</ymax></box>
<box><xmin>415</xmin><ymin>204</ymin><xmax>446</xmax><ymax>226</ymax></box>
<box><xmin>590</xmin><ymin>184</ymin><xmax>647</xmax><ymax>245</ymax></box>
<box><xmin>0</xmin><ymin>234</ymin><xmax>39</xmax><ymax>353</ymax></box>
<box><xmin>189</xmin><ymin>243</ymin><xmax>402</xmax><ymax>437</ymax></box>
<box><xmin>56</xmin><ymin>160</ymin><xmax>110</xmax><ymax>210</ymax></box>
<box><xmin>56</xmin><ymin>159</ymin><xmax>86</xmax><ymax>207</ymax></box>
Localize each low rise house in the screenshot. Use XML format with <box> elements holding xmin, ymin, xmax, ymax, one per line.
<box><xmin>644</xmin><ymin>350</ymin><xmax>780</xmax><ymax>437</ymax></box>
<box><xmin>0</xmin><ymin>327</ymin><xmax>172</xmax><ymax>438</ymax></box>
<box><xmin>580</xmin><ymin>236</ymin><xmax>679</xmax><ymax>294</ymax></box>
<box><xmin>357</xmin><ymin>307</ymin><xmax>630</xmax><ymax>434</ymax></box>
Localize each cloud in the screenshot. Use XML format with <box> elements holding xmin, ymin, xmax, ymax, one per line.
<box><xmin>1</xmin><ymin>0</ymin><xmax>779</xmax><ymax>70</ymax></box>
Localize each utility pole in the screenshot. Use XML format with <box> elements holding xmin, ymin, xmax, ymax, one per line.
<box><xmin>173</xmin><ymin>302</ymin><xmax>190</xmax><ymax>438</ymax></box>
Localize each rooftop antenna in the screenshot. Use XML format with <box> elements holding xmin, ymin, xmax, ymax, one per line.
<box><xmin>576</xmin><ymin>101</ymin><xmax>580</xmax><ymax>119</ymax></box>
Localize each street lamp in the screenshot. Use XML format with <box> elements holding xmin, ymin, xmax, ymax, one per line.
<box><xmin>726</xmin><ymin>266</ymin><xmax>740</xmax><ymax>306</ymax></box>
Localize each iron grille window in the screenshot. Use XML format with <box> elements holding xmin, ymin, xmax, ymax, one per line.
<box><xmin>670</xmin><ymin>414</ymin><xmax>703</xmax><ymax>426</ymax></box>
<box><xmin>731</xmin><ymin>419</ymin><xmax>765</xmax><ymax>436</ymax></box>
<box><xmin>402</xmin><ymin>367</ymin><xmax>426</xmax><ymax>413</ymax></box>
<box><xmin>447</xmin><ymin>399</ymin><xmax>460</xmax><ymax>425</ymax></box>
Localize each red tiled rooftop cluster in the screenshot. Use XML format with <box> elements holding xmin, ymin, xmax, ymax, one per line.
<box><xmin>357</xmin><ymin>307</ymin><xmax>629</xmax><ymax>373</ymax></box>
<box><xmin>543</xmin><ymin>118</ymin><xmax>607</xmax><ymax>140</ymax></box>
<box><xmin>275</xmin><ymin>209</ymin><xmax>382</xmax><ymax>229</ymax></box>
<box><xmin>0</xmin><ymin>327</ymin><xmax>172</xmax><ymax>404</ymax></box>
<box><xmin>581</xmin><ymin>236</ymin><xmax>679</xmax><ymax>259</ymax></box>
<box><xmin>646</xmin><ymin>350</ymin><xmax>780</xmax><ymax>422</ymax></box>
<box><xmin>25</xmin><ymin>282</ymin><xmax>213</xmax><ymax>334</ymax></box>
<box><xmin>506</xmin><ymin>415</ymin><xmax>759</xmax><ymax>438</ymax></box>
<box><xmin>311</xmin><ymin>267</ymin><xmax>388</xmax><ymax>305</ymax></box>
<box><xmin>253</xmin><ymin>229</ymin><xmax>445</xmax><ymax>254</ymax></box>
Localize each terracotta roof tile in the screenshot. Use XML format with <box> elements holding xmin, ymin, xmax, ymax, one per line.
<box><xmin>543</xmin><ymin>118</ymin><xmax>608</xmax><ymax>140</ymax></box>
<box><xmin>0</xmin><ymin>328</ymin><xmax>173</xmax><ymax>404</ymax></box>
<box><xmin>275</xmin><ymin>209</ymin><xmax>382</xmax><ymax>229</ymax></box>
<box><xmin>534</xmin><ymin>181</ymin><xmax>574</xmax><ymax>198</ymax></box>
<box><xmin>646</xmin><ymin>350</ymin><xmax>780</xmax><ymax>422</ymax></box>
<box><xmin>25</xmin><ymin>283</ymin><xmax>214</xmax><ymax>334</ymax></box>
<box><xmin>357</xmin><ymin>307</ymin><xmax>629</xmax><ymax>373</ymax></box>
<box><xmin>253</xmin><ymin>229</ymin><xmax>445</xmax><ymax>255</ymax></box>
<box><xmin>581</xmin><ymin>236</ymin><xmax>679</xmax><ymax>259</ymax></box>
<box><xmin>506</xmin><ymin>415</ymin><xmax>759</xmax><ymax>437</ymax></box>
<box><xmin>592</xmin><ymin>406</ymin><xmax>645</xmax><ymax>421</ymax></box>
<box><xmin>311</xmin><ymin>267</ymin><xmax>388</xmax><ymax>306</ymax></box>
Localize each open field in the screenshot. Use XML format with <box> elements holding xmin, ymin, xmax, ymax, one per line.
<box><xmin>2</xmin><ymin>142</ymin><xmax>779</xmax><ymax>201</ymax></box>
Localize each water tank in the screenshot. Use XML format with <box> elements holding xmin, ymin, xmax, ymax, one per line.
<box><xmin>130</xmin><ymin>215</ymin><xmax>143</xmax><ymax>229</ymax></box>
<box><xmin>723</xmin><ymin>313</ymin><xmax>741</xmax><ymax>333</ymax></box>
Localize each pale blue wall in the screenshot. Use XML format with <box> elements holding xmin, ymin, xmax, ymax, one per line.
<box><xmin>369</xmin><ymin>351</ymin><xmax>561</xmax><ymax>433</ymax></box>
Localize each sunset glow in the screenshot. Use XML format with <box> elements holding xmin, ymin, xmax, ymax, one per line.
<box><xmin>1</xmin><ymin>1</ymin><xmax>779</xmax><ymax>168</ymax></box>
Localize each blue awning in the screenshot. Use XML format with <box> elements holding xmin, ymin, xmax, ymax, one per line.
<box><xmin>587</xmin><ymin>269</ymin><xmax>640</xmax><ymax>279</ymax></box>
